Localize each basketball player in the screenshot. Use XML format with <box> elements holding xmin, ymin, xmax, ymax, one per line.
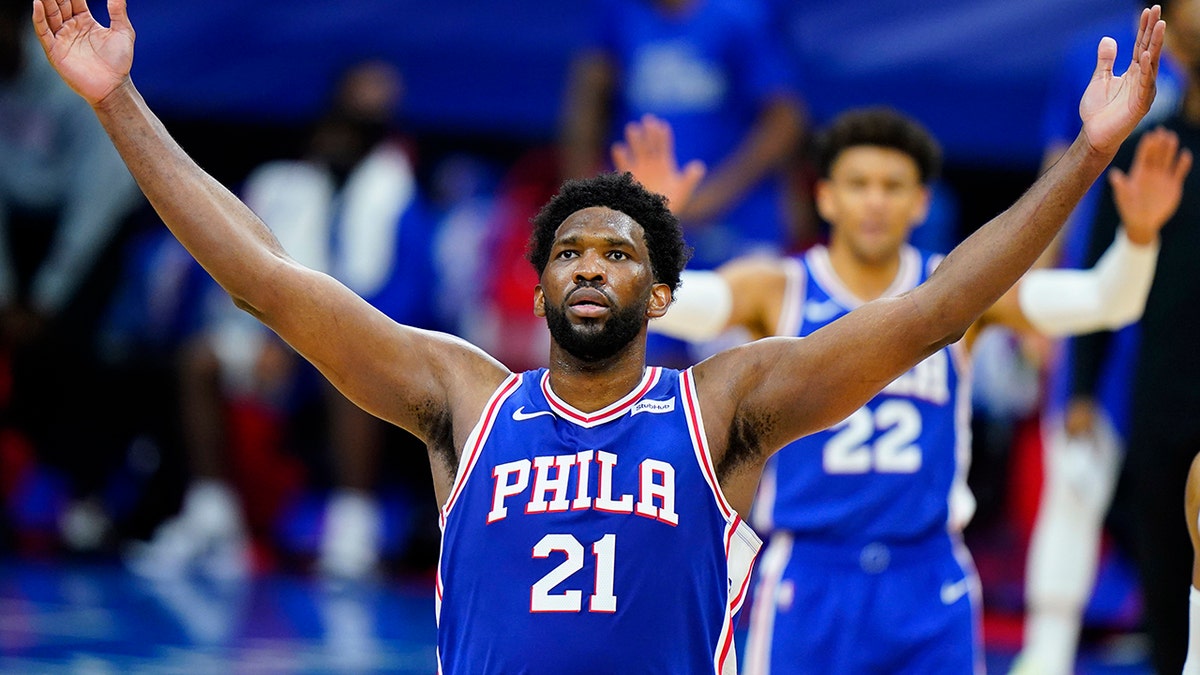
<box><xmin>613</xmin><ymin>106</ymin><xmax>1188</xmax><ymax>673</ymax></box>
<box><xmin>1184</xmin><ymin>452</ymin><xmax>1200</xmax><ymax>675</ymax></box>
<box><xmin>30</xmin><ymin>1</ymin><xmax>1165</xmax><ymax>672</ymax></box>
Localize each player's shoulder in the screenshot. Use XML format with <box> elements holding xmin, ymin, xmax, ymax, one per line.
<box><xmin>719</xmin><ymin>252</ymin><xmax>795</xmax><ymax>283</ymax></box>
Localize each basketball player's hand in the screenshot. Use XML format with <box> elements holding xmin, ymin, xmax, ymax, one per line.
<box><xmin>612</xmin><ymin>114</ymin><xmax>706</xmax><ymax>216</ymax></box>
<box><xmin>1078</xmin><ymin>6</ymin><xmax>1165</xmax><ymax>156</ymax></box>
<box><xmin>32</xmin><ymin>0</ymin><xmax>135</xmax><ymax>107</ymax></box>
<box><xmin>1109</xmin><ymin>127</ymin><xmax>1192</xmax><ymax>246</ymax></box>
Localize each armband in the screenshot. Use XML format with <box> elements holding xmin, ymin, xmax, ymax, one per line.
<box><xmin>649</xmin><ymin>270</ymin><xmax>733</xmax><ymax>342</ymax></box>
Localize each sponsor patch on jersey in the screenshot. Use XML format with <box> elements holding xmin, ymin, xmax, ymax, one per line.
<box><xmin>631</xmin><ymin>397</ymin><xmax>675</xmax><ymax>416</ymax></box>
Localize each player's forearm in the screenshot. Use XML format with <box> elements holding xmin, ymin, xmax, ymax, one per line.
<box><xmin>91</xmin><ymin>80</ymin><xmax>289</xmax><ymax>316</ymax></box>
<box><xmin>914</xmin><ymin>133</ymin><xmax>1116</xmax><ymax>346</ymax></box>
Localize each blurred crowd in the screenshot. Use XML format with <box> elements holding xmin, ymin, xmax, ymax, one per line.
<box><xmin>0</xmin><ymin>0</ymin><xmax>1198</xmax><ymax>670</ymax></box>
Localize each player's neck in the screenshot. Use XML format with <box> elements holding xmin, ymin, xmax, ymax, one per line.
<box><xmin>546</xmin><ymin>343</ymin><xmax>649</xmax><ymax>413</ymax></box>
<box><xmin>825</xmin><ymin>242</ymin><xmax>903</xmax><ymax>302</ymax></box>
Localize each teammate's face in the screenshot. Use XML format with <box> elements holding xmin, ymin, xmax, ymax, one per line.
<box><xmin>817</xmin><ymin>146</ymin><xmax>930</xmax><ymax>266</ymax></box>
<box><xmin>534</xmin><ymin>207</ymin><xmax>670</xmax><ymax>362</ymax></box>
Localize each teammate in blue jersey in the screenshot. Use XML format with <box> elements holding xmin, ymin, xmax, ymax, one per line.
<box><xmin>615</xmin><ymin>105</ymin><xmax>1188</xmax><ymax>673</ymax></box>
<box><xmin>30</xmin><ymin>1</ymin><xmax>1167</xmax><ymax>672</ymax></box>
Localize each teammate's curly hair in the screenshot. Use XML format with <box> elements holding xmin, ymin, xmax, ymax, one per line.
<box><xmin>815</xmin><ymin>107</ymin><xmax>943</xmax><ymax>184</ymax></box>
<box><xmin>526</xmin><ymin>171</ymin><xmax>692</xmax><ymax>292</ymax></box>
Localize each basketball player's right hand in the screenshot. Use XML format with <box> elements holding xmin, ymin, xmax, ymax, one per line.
<box><xmin>32</xmin><ymin>0</ymin><xmax>135</xmax><ymax>108</ymax></box>
<box><xmin>1078</xmin><ymin>6</ymin><xmax>1165</xmax><ymax>157</ymax></box>
<box><xmin>1064</xmin><ymin>397</ymin><xmax>1099</xmax><ymax>438</ymax></box>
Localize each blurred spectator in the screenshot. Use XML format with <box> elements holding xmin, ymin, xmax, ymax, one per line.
<box><xmin>559</xmin><ymin>0</ymin><xmax>806</xmax><ymax>269</ymax></box>
<box><xmin>125</xmin><ymin>60</ymin><xmax>442</xmax><ymax>581</ymax></box>
<box><xmin>0</xmin><ymin>0</ymin><xmax>144</xmax><ymax>550</ymax></box>
<box><xmin>1012</xmin><ymin>3</ymin><xmax>1191</xmax><ymax>673</ymax></box>
<box><xmin>559</xmin><ymin>0</ymin><xmax>806</xmax><ymax>368</ymax></box>
<box><xmin>1067</xmin><ymin>2</ymin><xmax>1200</xmax><ymax>672</ymax></box>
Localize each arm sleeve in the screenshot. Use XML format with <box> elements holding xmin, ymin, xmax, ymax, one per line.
<box><xmin>648</xmin><ymin>270</ymin><xmax>733</xmax><ymax>342</ymax></box>
<box><xmin>1018</xmin><ymin>228</ymin><xmax>1158</xmax><ymax>337</ymax></box>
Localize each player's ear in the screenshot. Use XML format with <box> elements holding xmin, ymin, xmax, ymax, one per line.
<box><xmin>646</xmin><ymin>282</ymin><xmax>672</xmax><ymax>319</ymax></box>
<box><xmin>533</xmin><ymin>285</ymin><xmax>546</xmax><ymax>317</ymax></box>
<box><xmin>814</xmin><ymin>179</ymin><xmax>837</xmax><ymax>222</ymax></box>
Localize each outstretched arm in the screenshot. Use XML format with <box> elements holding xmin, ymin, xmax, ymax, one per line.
<box><xmin>698</xmin><ymin>10</ymin><xmax>1167</xmax><ymax>467</ymax></box>
<box><xmin>984</xmin><ymin>125</ymin><xmax>1190</xmax><ymax>336</ymax></box>
<box><xmin>30</xmin><ymin>0</ymin><xmax>508</xmax><ymax>451</ymax></box>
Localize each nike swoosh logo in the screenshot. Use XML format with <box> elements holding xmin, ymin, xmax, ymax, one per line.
<box><xmin>512</xmin><ymin>407</ymin><xmax>555</xmax><ymax>422</ymax></box>
<box><xmin>940</xmin><ymin>578</ymin><xmax>970</xmax><ymax>605</ymax></box>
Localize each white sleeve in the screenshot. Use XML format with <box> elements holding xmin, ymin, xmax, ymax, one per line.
<box><xmin>649</xmin><ymin>270</ymin><xmax>733</xmax><ymax>342</ymax></box>
<box><xmin>1017</xmin><ymin>229</ymin><xmax>1159</xmax><ymax>337</ymax></box>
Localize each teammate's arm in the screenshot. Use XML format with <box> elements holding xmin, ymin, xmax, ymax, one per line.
<box><xmin>701</xmin><ymin>14</ymin><xmax>1166</xmax><ymax>458</ymax></box>
<box><xmin>614</xmin><ymin>115</ymin><xmax>786</xmax><ymax>342</ymax></box>
<box><xmin>30</xmin><ymin>0</ymin><xmax>509</xmax><ymax>445</ymax></box>
<box><xmin>979</xmin><ymin>126</ymin><xmax>1189</xmax><ymax>337</ymax></box>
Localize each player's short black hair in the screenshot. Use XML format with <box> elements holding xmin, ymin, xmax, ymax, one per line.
<box><xmin>527</xmin><ymin>171</ymin><xmax>692</xmax><ymax>292</ymax></box>
<box><xmin>815</xmin><ymin>107</ymin><xmax>943</xmax><ymax>184</ymax></box>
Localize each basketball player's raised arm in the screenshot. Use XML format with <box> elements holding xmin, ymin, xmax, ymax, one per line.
<box><xmin>707</xmin><ymin>11</ymin><xmax>1166</xmax><ymax>453</ymax></box>
<box><xmin>978</xmin><ymin>126</ymin><xmax>1188</xmax><ymax>338</ymax></box>
<box><xmin>30</xmin><ymin>0</ymin><xmax>509</xmax><ymax>442</ymax></box>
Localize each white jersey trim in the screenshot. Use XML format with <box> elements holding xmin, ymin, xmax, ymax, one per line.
<box><xmin>680</xmin><ymin>367</ymin><xmax>763</xmax><ymax>674</ymax></box>
<box><xmin>806</xmin><ymin>244</ymin><xmax>922</xmax><ymax>309</ymax></box>
<box><xmin>541</xmin><ymin>367</ymin><xmax>662</xmax><ymax>427</ymax></box>
<box><xmin>680</xmin><ymin>368</ymin><xmax>735</xmax><ymax>520</ymax></box>
<box><xmin>435</xmin><ymin>373</ymin><xmax>521</xmax><ymax>621</ymax></box>
<box><xmin>743</xmin><ymin>531</ymin><xmax>795</xmax><ymax>675</ymax></box>
<box><xmin>439</xmin><ymin>373</ymin><xmax>522</xmax><ymax>525</ymax></box>
<box><xmin>774</xmin><ymin>256</ymin><xmax>807</xmax><ymax>337</ymax></box>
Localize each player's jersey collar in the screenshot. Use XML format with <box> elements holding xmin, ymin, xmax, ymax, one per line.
<box><xmin>541</xmin><ymin>367</ymin><xmax>663</xmax><ymax>428</ymax></box>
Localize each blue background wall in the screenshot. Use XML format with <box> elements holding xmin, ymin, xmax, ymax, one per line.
<box><xmin>111</xmin><ymin>0</ymin><xmax>1134</xmax><ymax>168</ymax></box>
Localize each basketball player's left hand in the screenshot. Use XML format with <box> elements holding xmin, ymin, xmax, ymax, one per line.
<box><xmin>1109</xmin><ymin>126</ymin><xmax>1192</xmax><ymax>245</ymax></box>
<box><xmin>1079</xmin><ymin>6</ymin><xmax>1166</xmax><ymax>156</ymax></box>
<box><xmin>612</xmin><ymin>114</ymin><xmax>706</xmax><ymax>215</ymax></box>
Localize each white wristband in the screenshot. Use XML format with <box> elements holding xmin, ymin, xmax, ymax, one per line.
<box><xmin>1017</xmin><ymin>228</ymin><xmax>1159</xmax><ymax>337</ymax></box>
<box><xmin>650</xmin><ymin>270</ymin><xmax>734</xmax><ymax>342</ymax></box>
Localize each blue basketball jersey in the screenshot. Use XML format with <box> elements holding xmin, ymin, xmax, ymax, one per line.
<box><xmin>753</xmin><ymin>245</ymin><xmax>973</xmax><ymax>543</ymax></box>
<box><xmin>437</xmin><ymin>367</ymin><xmax>761</xmax><ymax>675</ymax></box>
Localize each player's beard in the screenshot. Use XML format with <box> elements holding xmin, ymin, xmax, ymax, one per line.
<box><xmin>544</xmin><ymin>294</ymin><xmax>646</xmax><ymax>363</ymax></box>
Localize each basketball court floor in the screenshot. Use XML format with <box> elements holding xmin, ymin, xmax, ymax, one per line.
<box><xmin>0</xmin><ymin>556</ymin><xmax>1154</xmax><ymax>674</ymax></box>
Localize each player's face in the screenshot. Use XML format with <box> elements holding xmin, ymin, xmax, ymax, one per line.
<box><xmin>535</xmin><ymin>206</ymin><xmax>670</xmax><ymax>362</ymax></box>
<box><xmin>817</xmin><ymin>146</ymin><xmax>930</xmax><ymax>266</ymax></box>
